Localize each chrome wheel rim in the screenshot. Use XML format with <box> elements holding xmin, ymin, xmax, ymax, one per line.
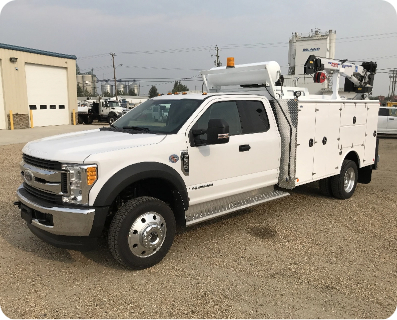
<box><xmin>128</xmin><ymin>212</ymin><xmax>167</xmax><ymax>258</ymax></box>
<box><xmin>343</xmin><ymin>167</ymin><xmax>356</xmax><ymax>193</ymax></box>
<box><xmin>109</xmin><ymin>118</ymin><xmax>115</xmax><ymax>124</ymax></box>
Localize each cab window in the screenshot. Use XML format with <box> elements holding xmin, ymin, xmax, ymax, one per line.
<box><xmin>378</xmin><ymin>108</ymin><xmax>389</xmax><ymax>116</ymax></box>
<box><xmin>237</xmin><ymin>100</ymin><xmax>270</xmax><ymax>134</ymax></box>
<box><xmin>193</xmin><ymin>101</ymin><xmax>242</xmax><ymax>141</ymax></box>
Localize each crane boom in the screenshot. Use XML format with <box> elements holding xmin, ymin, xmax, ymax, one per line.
<box><xmin>304</xmin><ymin>55</ymin><xmax>377</xmax><ymax>99</ymax></box>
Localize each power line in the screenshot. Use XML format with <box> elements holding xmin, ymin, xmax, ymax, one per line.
<box><xmin>80</xmin><ymin>65</ymin><xmax>203</xmax><ymax>72</ymax></box>
<box><xmin>77</xmin><ymin>32</ymin><xmax>397</xmax><ymax>60</ymax></box>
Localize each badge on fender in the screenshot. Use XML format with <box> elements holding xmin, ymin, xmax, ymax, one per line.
<box><xmin>169</xmin><ymin>154</ymin><xmax>179</xmax><ymax>163</ymax></box>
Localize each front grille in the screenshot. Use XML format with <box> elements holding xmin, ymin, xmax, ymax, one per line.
<box><xmin>23</xmin><ymin>154</ymin><xmax>62</xmax><ymax>171</ymax></box>
<box><xmin>23</xmin><ymin>182</ymin><xmax>63</xmax><ymax>205</ymax></box>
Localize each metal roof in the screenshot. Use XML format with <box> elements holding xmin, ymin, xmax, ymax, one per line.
<box><xmin>0</xmin><ymin>43</ymin><xmax>77</xmax><ymax>60</ymax></box>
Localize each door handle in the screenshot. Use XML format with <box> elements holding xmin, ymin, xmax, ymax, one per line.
<box><xmin>239</xmin><ymin>144</ymin><xmax>251</xmax><ymax>152</ymax></box>
<box><xmin>309</xmin><ymin>139</ymin><xmax>314</xmax><ymax>147</ymax></box>
<box><xmin>389</xmin><ymin>118</ymin><xmax>395</xmax><ymax>120</ymax></box>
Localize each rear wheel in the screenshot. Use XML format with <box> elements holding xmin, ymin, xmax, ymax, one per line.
<box><xmin>330</xmin><ymin>160</ymin><xmax>358</xmax><ymax>199</ymax></box>
<box><xmin>77</xmin><ymin>115</ymin><xmax>84</xmax><ymax>124</ymax></box>
<box><xmin>86</xmin><ymin>116</ymin><xmax>93</xmax><ymax>124</ymax></box>
<box><xmin>108</xmin><ymin>197</ymin><xmax>176</xmax><ymax>269</ymax></box>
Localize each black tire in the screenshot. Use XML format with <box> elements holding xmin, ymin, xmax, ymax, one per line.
<box><xmin>330</xmin><ymin>160</ymin><xmax>358</xmax><ymax>200</ymax></box>
<box><xmin>86</xmin><ymin>116</ymin><xmax>93</xmax><ymax>124</ymax></box>
<box><xmin>77</xmin><ymin>115</ymin><xmax>84</xmax><ymax>124</ymax></box>
<box><xmin>108</xmin><ymin>197</ymin><xmax>176</xmax><ymax>269</ymax></box>
<box><xmin>108</xmin><ymin>113</ymin><xmax>117</xmax><ymax>125</ymax></box>
<box><xmin>319</xmin><ymin>177</ymin><xmax>333</xmax><ymax>197</ymax></box>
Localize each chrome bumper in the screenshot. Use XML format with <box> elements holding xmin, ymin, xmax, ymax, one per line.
<box><xmin>17</xmin><ymin>185</ymin><xmax>95</xmax><ymax>236</ymax></box>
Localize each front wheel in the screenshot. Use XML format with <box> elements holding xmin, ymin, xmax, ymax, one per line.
<box><xmin>330</xmin><ymin>160</ymin><xmax>358</xmax><ymax>199</ymax></box>
<box><xmin>108</xmin><ymin>197</ymin><xmax>176</xmax><ymax>269</ymax></box>
<box><xmin>108</xmin><ymin>113</ymin><xmax>117</xmax><ymax>125</ymax></box>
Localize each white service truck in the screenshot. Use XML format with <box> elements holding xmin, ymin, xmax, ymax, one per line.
<box><xmin>15</xmin><ymin>57</ymin><xmax>379</xmax><ymax>269</ymax></box>
<box><xmin>78</xmin><ymin>98</ymin><xmax>125</xmax><ymax>125</ymax></box>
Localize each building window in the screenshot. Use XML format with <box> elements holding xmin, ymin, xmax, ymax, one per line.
<box><xmin>40</xmin><ymin>105</ymin><xmax>47</xmax><ymax>110</ymax></box>
<box><xmin>29</xmin><ymin>105</ymin><xmax>37</xmax><ymax>110</ymax></box>
<box><xmin>50</xmin><ymin>105</ymin><xmax>56</xmax><ymax>109</ymax></box>
<box><xmin>59</xmin><ymin>105</ymin><xmax>65</xmax><ymax>109</ymax></box>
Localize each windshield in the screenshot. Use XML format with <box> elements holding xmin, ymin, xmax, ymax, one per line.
<box><xmin>112</xmin><ymin>99</ymin><xmax>202</xmax><ymax>134</ymax></box>
<box><xmin>108</xmin><ymin>101</ymin><xmax>120</xmax><ymax>108</ymax></box>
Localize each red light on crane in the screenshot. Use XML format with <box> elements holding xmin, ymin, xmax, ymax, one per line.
<box><xmin>314</xmin><ymin>72</ymin><xmax>327</xmax><ymax>83</ymax></box>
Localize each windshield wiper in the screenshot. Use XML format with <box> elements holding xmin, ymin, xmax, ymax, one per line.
<box><xmin>122</xmin><ymin>126</ymin><xmax>150</xmax><ymax>132</ymax></box>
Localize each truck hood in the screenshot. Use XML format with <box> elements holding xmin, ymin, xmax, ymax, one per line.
<box><xmin>22</xmin><ymin>129</ymin><xmax>166</xmax><ymax>163</ymax></box>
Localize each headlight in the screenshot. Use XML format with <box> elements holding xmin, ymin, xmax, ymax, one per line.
<box><xmin>61</xmin><ymin>164</ymin><xmax>97</xmax><ymax>205</ymax></box>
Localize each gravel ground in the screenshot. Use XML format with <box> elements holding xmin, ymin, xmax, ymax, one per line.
<box><xmin>0</xmin><ymin>137</ymin><xmax>396</xmax><ymax>318</ymax></box>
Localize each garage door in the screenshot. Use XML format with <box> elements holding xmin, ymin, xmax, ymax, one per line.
<box><xmin>0</xmin><ymin>63</ymin><xmax>6</xmax><ymax>130</ymax></box>
<box><xmin>25</xmin><ymin>64</ymin><xmax>69</xmax><ymax>127</ymax></box>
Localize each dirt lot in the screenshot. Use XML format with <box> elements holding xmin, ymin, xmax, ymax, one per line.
<box><xmin>0</xmin><ymin>137</ymin><xmax>396</xmax><ymax>319</ymax></box>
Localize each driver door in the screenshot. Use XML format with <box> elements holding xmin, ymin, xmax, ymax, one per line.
<box><xmin>101</xmin><ymin>101</ymin><xmax>110</xmax><ymax>117</ymax></box>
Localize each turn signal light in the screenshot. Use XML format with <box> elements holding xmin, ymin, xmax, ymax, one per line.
<box><xmin>202</xmin><ymin>92</ymin><xmax>207</xmax><ymax>95</ymax></box>
<box><xmin>182</xmin><ymin>92</ymin><xmax>187</xmax><ymax>95</ymax></box>
<box><xmin>86</xmin><ymin>167</ymin><xmax>97</xmax><ymax>185</ymax></box>
<box><xmin>167</xmin><ymin>92</ymin><xmax>172</xmax><ymax>95</ymax></box>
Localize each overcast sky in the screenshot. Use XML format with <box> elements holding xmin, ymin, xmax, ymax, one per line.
<box><xmin>0</xmin><ymin>0</ymin><xmax>396</xmax><ymax>96</ymax></box>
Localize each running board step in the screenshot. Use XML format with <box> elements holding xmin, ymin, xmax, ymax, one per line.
<box><xmin>185</xmin><ymin>186</ymin><xmax>289</xmax><ymax>226</ymax></box>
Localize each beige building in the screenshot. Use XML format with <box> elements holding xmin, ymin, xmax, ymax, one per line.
<box><xmin>0</xmin><ymin>43</ymin><xmax>77</xmax><ymax>130</ymax></box>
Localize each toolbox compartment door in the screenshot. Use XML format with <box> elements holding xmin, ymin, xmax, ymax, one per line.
<box><xmin>295</xmin><ymin>103</ymin><xmax>315</xmax><ymax>184</ymax></box>
<box><xmin>313</xmin><ymin>103</ymin><xmax>341</xmax><ymax>178</ymax></box>
<box><xmin>363</xmin><ymin>102</ymin><xmax>380</xmax><ymax>165</ymax></box>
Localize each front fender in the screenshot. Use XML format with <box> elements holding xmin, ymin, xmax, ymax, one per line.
<box><xmin>92</xmin><ymin>162</ymin><xmax>189</xmax><ymax>210</ymax></box>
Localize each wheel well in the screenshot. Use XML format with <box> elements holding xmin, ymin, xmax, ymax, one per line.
<box><xmin>344</xmin><ymin>151</ymin><xmax>360</xmax><ymax>168</ymax></box>
<box><xmin>108</xmin><ymin>178</ymin><xmax>186</xmax><ymax>227</ymax></box>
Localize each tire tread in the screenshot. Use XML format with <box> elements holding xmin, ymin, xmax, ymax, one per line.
<box><xmin>108</xmin><ymin>196</ymin><xmax>163</xmax><ymax>268</ymax></box>
<box><xmin>330</xmin><ymin>160</ymin><xmax>357</xmax><ymax>200</ymax></box>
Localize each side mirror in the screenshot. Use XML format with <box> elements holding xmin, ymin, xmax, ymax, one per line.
<box><xmin>190</xmin><ymin>119</ymin><xmax>229</xmax><ymax>147</ymax></box>
<box><xmin>207</xmin><ymin>119</ymin><xmax>229</xmax><ymax>145</ymax></box>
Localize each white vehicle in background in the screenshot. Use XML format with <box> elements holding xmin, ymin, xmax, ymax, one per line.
<box><xmin>78</xmin><ymin>98</ymin><xmax>125</xmax><ymax>124</ymax></box>
<box><xmin>15</xmin><ymin>56</ymin><xmax>380</xmax><ymax>270</ymax></box>
<box><xmin>378</xmin><ymin>106</ymin><xmax>397</xmax><ymax>134</ymax></box>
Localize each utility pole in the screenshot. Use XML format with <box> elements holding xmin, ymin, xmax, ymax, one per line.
<box><xmin>91</xmin><ymin>68</ymin><xmax>97</xmax><ymax>96</ymax></box>
<box><xmin>110</xmin><ymin>53</ymin><xmax>118</xmax><ymax>100</ymax></box>
<box><xmin>389</xmin><ymin>69</ymin><xmax>397</xmax><ymax>99</ymax></box>
<box><xmin>213</xmin><ymin>45</ymin><xmax>221</xmax><ymax>67</ymax></box>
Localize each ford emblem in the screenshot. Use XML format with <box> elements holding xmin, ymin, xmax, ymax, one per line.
<box><xmin>169</xmin><ymin>154</ymin><xmax>179</xmax><ymax>163</ymax></box>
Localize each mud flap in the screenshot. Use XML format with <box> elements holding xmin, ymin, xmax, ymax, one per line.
<box><xmin>358</xmin><ymin>166</ymin><xmax>372</xmax><ymax>184</ymax></box>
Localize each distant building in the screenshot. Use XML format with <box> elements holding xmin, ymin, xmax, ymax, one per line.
<box><xmin>77</xmin><ymin>73</ymin><xmax>98</xmax><ymax>96</ymax></box>
<box><xmin>0</xmin><ymin>43</ymin><xmax>77</xmax><ymax>130</ymax></box>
